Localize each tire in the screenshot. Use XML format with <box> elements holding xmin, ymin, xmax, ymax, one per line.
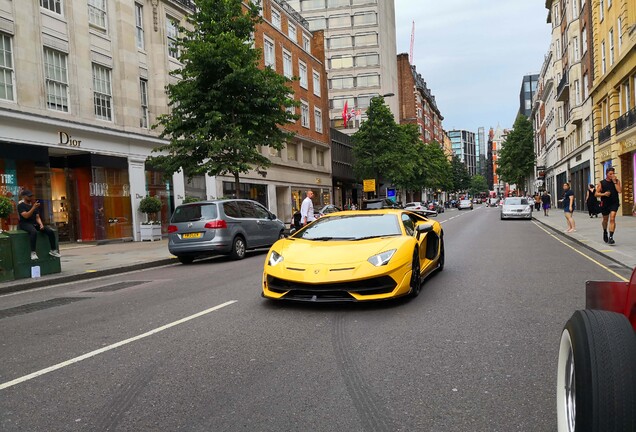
<box><xmin>437</xmin><ymin>238</ymin><xmax>445</xmax><ymax>272</ymax></box>
<box><xmin>556</xmin><ymin>310</ymin><xmax>636</xmax><ymax>432</ymax></box>
<box><xmin>177</xmin><ymin>256</ymin><xmax>194</xmax><ymax>264</ymax></box>
<box><xmin>409</xmin><ymin>249</ymin><xmax>421</xmax><ymax>297</ymax></box>
<box><xmin>230</xmin><ymin>236</ymin><xmax>246</xmax><ymax>260</ymax></box>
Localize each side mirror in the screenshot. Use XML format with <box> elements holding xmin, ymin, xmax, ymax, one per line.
<box><xmin>269</xmin><ymin>213</ymin><xmax>277</xmax><ymax>220</ymax></box>
<box><xmin>416</xmin><ymin>223</ymin><xmax>435</xmax><ymax>234</ymax></box>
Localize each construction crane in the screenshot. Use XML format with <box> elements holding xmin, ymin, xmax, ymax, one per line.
<box><xmin>409</xmin><ymin>21</ymin><xmax>415</xmax><ymax>64</ymax></box>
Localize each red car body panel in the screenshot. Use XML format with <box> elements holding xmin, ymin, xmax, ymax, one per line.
<box><xmin>586</xmin><ymin>267</ymin><xmax>636</xmax><ymax>329</ymax></box>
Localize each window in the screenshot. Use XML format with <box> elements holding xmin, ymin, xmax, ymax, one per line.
<box><xmin>357</xmin><ymin>73</ymin><xmax>379</xmax><ymax>88</ymax></box>
<box><xmin>356</xmin><ymin>94</ymin><xmax>375</xmax><ymax>109</ymax></box>
<box><xmin>329</xmin><ymin>14</ymin><xmax>350</xmax><ymax>29</ymax></box>
<box><xmin>618</xmin><ymin>18</ymin><xmax>622</xmax><ymax>48</ymax></box>
<box><xmin>330</xmin><ymin>55</ymin><xmax>353</xmax><ymax>69</ymax></box>
<box><xmin>271</xmin><ymin>8</ymin><xmax>281</xmax><ymax>30</ymax></box>
<box><xmin>600</xmin><ymin>0</ymin><xmax>604</xmax><ymax>21</ymax></box>
<box><xmin>167</xmin><ymin>17</ymin><xmax>179</xmax><ymax>59</ymax></box>
<box><xmin>353</xmin><ymin>12</ymin><xmax>376</xmax><ymax>26</ymax></box>
<box><xmin>355</xmin><ymin>53</ymin><xmax>379</xmax><ymax>67</ymax></box>
<box><xmin>88</xmin><ymin>0</ymin><xmax>107</xmax><ymax>30</ymax></box>
<box><xmin>572</xmin><ymin>0</ymin><xmax>578</xmax><ymax>16</ymax></box>
<box><xmin>92</xmin><ymin>63</ymin><xmax>112</xmax><ymax>121</ymax></box>
<box><xmin>328</xmin><ymin>0</ymin><xmax>349</xmax><ymax>6</ymax></box>
<box><xmin>286</xmin><ymin>93</ymin><xmax>295</xmax><ymax>116</ymax></box>
<box><xmin>314</xmin><ymin>108</ymin><xmax>323</xmax><ymax>133</ymax></box>
<box><xmin>283</xmin><ymin>50</ymin><xmax>292</xmax><ymax>78</ymax></box>
<box><xmin>288</xmin><ymin>23</ymin><xmax>297</xmax><ymax>42</ymax></box>
<box><xmin>572</xmin><ymin>36</ymin><xmax>579</xmax><ymax>61</ymax></box>
<box><xmin>601</xmin><ymin>40</ymin><xmax>606</xmax><ymax>74</ymax></box>
<box><xmin>302</xmin><ymin>0</ymin><xmax>325</xmax><ymax>11</ymax></box>
<box><xmin>317</xmin><ymin>150</ymin><xmax>325</xmax><ymax>167</ymax></box>
<box><xmin>329</xmin><ymin>35</ymin><xmax>351</xmax><ymax>49</ymax></box>
<box><xmin>287</xmin><ymin>143</ymin><xmax>297</xmax><ymax>161</ymax></box>
<box><xmin>313</xmin><ymin>70</ymin><xmax>320</xmax><ymax>96</ymax></box>
<box><xmin>331</xmin><ymin>96</ymin><xmax>354</xmax><ymax>110</ymax></box>
<box><xmin>44</xmin><ymin>48</ymin><xmax>69</xmax><ymax>112</ymax></box>
<box><xmin>302</xmin><ymin>146</ymin><xmax>312</xmax><ymax>164</ymax></box>
<box><xmin>40</xmin><ymin>0</ymin><xmax>62</xmax><ymax>14</ymax></box>
<box><xmin>0</xmin><ymin>33</ymin><xmax>15</xmax><ymax>101</ymax></box>
<box><xmin>582</xmin><ymin>27</ymin><xmax>587</xmax><ymax>54</ymax></box>
<box><xmin>330</xmin><ymin>76</ymin><xmax>354</xmax><ymax>89</ymax></box>
<box><xmin>583</xmin><ymin>73</ymin><xmax>589</xmax><ymax>100</ymax></box>
<box><xmin>574</xmin><ymin>79</ymin><xmax>581</xmax><ymax>105</ymax></box>
<box><xmin>306</xmin><ymin>17</ymin><xmax>326</xmax><ymax>31</ymax></box>
<box><xmin>299</xmin><ymin>61</ymin><xmax>307</xmax><ymax>88</ymax></box>
<box><xmin>302</xmin><ymin>34</ymin><xmax>311</xmax><ymax>53</ymax></box>
<box><xmin>135</xmin><ymin>3</ymin><xmax>144</xmax><ymax>50</ymax></box>
<box><xmin>354</xmin><ymin>33</ymin><xmax>377</xmax><ymax>47</ymax></box>
<box><xmin>264</xmin><ymin>37</ymin><xmax>275</xmax><ymax>68</ymax></box>
<box><xmin>609</xmin><ymin>28</ymin><xmax>615</xmax><ymax>65</ymax></box>
<box><xmin>301</xmin><ymin>101</ymin><xmax>310</xmax><ymax>127</ymax></box>
<box><xmin>140</xmin><ymin>78</ymin><xmax>149</xmax><ymax>128</ymax></box>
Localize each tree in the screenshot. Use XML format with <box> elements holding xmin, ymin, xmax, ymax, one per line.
<box><xmin>497</xmin><ymin>115</ymin><xmax>535</xmax><ymax>189</ymax></box>
<box><xmin>352</xmin><ymin>97</ymin><xmax>417</xmax><ymax>196</ymax></box>
<box><xmin>420</xmin><ymin>141</ymin><xmax>452</xmax><ymax>192</ymax></box>
<box><xmin>449</xmin><ymin>155</ymin><xmax>471</xmax><ymax>193</ymax></box>
<box><xmin>469</xmin><ymin>174</ymin><xmax>489</xmax><ymax>196</ymax></box>
<box><xmin>149</xmin><ymin>0</ymin><xmax>297</xmax><ymax>196</ymax></box>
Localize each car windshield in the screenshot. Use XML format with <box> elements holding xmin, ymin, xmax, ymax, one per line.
<box><xmin>504</xmin><ymin>198</ymin><xmax>528</xmax><ymax>205</ymax></box>
<box><xmin>171</xmin><ymin>203</ymin><xmax>218</xmax><ymax>222</ymax></box>
<box><xmin>296</xmin><ymin>214</ymin><xmax>402</xmax><ymax>240</ymax></box>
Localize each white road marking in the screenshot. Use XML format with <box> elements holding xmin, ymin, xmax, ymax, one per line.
<box><xmin>533</xmin><ymin>222</ymin><xmax>628</xmax><ymax>282</ymax></box>
<box><xmin>0</xmin><ymin>300</ymin><xmax>238</xmax><ymax>391</ymax></box>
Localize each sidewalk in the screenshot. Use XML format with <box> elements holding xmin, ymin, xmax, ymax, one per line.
<box><xmin>531</xmin><ymin>209</ymin><xmax>636</xmax><ymax>270</ymax></box>
<box><xmin>0</xmin><ymin>239</ymin><xmax>176</xmax><ymax>295</ymax></box>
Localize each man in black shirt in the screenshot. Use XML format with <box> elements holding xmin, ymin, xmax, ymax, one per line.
<box><xmin>595</xmin><ymin>166</ymin><xmax>622</xmax><ymax>245</ymax></box>
<box><xmin>17</xmin><ymin>190</ymin><xmax>61</xmax><ymax>260</ymax></box>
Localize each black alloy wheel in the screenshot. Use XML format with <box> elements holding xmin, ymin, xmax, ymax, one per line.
<box><xmin>409</xmin><ymin>249</ymin><xmax>422</xmax><ymax>297</ymax></box>
<box><xmin>230</xmin><ymin>236</ymin><xmax>246</xmax><ymax>260</ymax></box>
<box><xmin>437</xmin><ymin>238</ymin><xmax>445</xmax><ymax>271</ymax></box>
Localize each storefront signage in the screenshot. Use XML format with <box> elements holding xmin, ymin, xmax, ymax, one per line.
<box><xmin>363</xmin><ymin>179</ymin><xmax>375</xmax><ymax>192</ymax></box>
<box><xmin>0</xmin><ymin>173</ymin><xmax>15</xmax><ymax>184</ymax></box>
<box><xmin>89</xmin><ymin>182</ymin><xmax>109</xmax><ymax>197</ymax></box>
<box><xmin>58</xmin><ymin>131</ymin><xmax>82</xmax><ymax>147</ymax></box>
<box><xmin>598</xmin><ymin>147</ymin><xmax>612</xmax><ymax>161</ymax></box>
<box><xmin>622</xmin><ymin>138</ymin><xmax>636</xmax><ymax>154</ymax></box>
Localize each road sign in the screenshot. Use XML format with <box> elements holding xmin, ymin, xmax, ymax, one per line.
<box><xmin>363</xmin><ymin>179</ymin><xmax>376</xmax><ymax>193</ymax></box>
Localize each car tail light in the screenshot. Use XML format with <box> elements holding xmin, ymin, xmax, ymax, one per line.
<box><xmin>204</xmin><ymin>220</ymin><xmax>227</xmax><ymax>229</ymax></box>
<box><xmin>168</xmin><ymin>225</ymin><xmax>178</xmax><ymax>233</ymax></box>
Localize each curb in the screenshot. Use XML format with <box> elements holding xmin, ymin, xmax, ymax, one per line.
<box><xmin>532</xmin><ymin>217</ymin><xmax>631</xmax><ymax>270</ymax></box>
<box><xmin>0</xmin><ymin>257</ymin><xmax>178</xmax><ymax>295</ymax></box>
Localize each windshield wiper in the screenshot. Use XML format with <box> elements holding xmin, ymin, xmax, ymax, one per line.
<box><xmin>353</xmin><ymin>234</ymin><xmax>396</xmax><ymax>241</ymax></box>
<box><xmin>306</xmin><ymin>236</ymin><xmax>354</xmax><ymax>241</ymax></box>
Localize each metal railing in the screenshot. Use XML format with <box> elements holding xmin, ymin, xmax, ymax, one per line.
<box><xmin>170</xmin><ymin>0</ymin><xmax>196</xmax><ymax>11</ymax></box>
<box><xmin>598</xmin><ymin>124</ymin><xmax>611</xmax><ymax>143</ymax></box>
<box><xmin>272</xmin><ymin>0</ymin><xmax>309</xmax><ymax>29</ymax></box>
<box><xmin>616</xmin><ymin>106</ymin><xmax>636</xmax><ymax>134</ymax></box>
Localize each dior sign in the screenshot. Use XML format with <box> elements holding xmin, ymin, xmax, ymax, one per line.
<box><xmin>58</xmin><ymin>131</ymin><xmax>82</xmax><ymax>147</ymax></box>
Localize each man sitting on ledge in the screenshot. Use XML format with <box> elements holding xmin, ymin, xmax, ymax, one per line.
<box><xmin>17</xmin><ymin>190</ymin><xmax>61</xmax><ymax>260</ymax></box>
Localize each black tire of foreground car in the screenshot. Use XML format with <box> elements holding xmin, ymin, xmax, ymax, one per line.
<box><xmin>556</xmin><ymin>309</ymin><xmax>636</xmax><ymax>432</ymax></box>
<box><xmin>409</xmin><ymin>248</ymin><xmax>421</xmax><ymax>297</ymax></box>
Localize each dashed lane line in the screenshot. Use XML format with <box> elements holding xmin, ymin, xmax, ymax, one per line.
<box><xmin>0</xmin><ymin>300</ymin><xmax>238</xmax><ymax>391</ymax></box>
<box><xmin>533</xmin><ymin>221</ymin><xmax>628</xmax><ymax>282</ymax></box>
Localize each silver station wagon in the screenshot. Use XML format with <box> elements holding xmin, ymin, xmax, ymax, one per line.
<box><xmin>168</xmin><ymin>199</ymin><xmax>285</xmax><ymax>264</ymax></box>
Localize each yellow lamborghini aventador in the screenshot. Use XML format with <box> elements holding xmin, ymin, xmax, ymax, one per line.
<box><xmin>262</xmin><ymin>209</ymin><xmax>444</xmax><ymax>302</ymax></box>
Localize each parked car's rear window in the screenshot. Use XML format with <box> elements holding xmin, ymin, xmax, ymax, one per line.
<box><xmin>171</xmin><ymin>203</ymin><xmax>218</xmax><ymax>222</ymax></box>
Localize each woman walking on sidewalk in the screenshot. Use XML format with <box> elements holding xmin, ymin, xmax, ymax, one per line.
<box><xmin>561</xmin><ymin>183</ymin><xmax>576</xmax><ymax>233</ymax></box>
<box><xmin>586</xmin><ymin>184</ymin><xmax>599</xmax><ymax>218</ymax></box>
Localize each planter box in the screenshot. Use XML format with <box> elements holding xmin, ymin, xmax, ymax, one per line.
<box><xmin>140</xmin><ymin>224</ymin><xmax>162</xmax><ymax>241</ymax></box>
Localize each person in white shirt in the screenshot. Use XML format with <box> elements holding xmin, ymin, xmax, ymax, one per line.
<box><xmin>300</xmin><ymin>190</ymin><xmax>315</xmax><ymax>226</ymax></box>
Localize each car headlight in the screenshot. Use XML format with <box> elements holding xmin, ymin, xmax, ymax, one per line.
<box><xmin>268</xmin><ymin>251</ymin><xmax>284</xmax><ymax>267</ymax></box>
<box><xmin>367</xmin><ymin>249</ymin><xmax>397</xmax><ymax>267</ymax></box>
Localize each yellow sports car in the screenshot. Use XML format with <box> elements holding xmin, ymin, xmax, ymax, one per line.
<box><xmin>262</xmin><ymin>209</ymin><xmax>444</xmax><ymax>302</ymax></box>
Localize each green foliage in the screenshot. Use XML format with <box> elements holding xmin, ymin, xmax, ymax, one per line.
<box><xmin>497</xmin><ymin>115</ymin><xmax>535</xmax><ymax>187</ymax></box>
<box><xmin>449</xmin><ymin>155</ymin><xmax>471</xmax><ymax>192</ymax></box>
<box><xmin>0</xmin><ymin>196</ymin><xmax>13</xmax><ymax>219</ymax></box>
<box><xmin>138</xmin><ymin>196</ymin><xmax>163</xmax><ymax>215</ymax></box>
<box><xmin>352</xmin><ymin>97</ymin><xmax>418</xmax><ymax>194</ymax></box>
<box><xmin>469</xmin><ymin>175</ymin><xmax>489</xmax><ymax>195</ymax></box>
<box><xmin>182</xmin><ymin>195</ymin><xmax>201</xmax><ymax>204</ymax></box>
<box><xmin>149</xmin><ymin>0</ymin><xmax>297</xmax><ymax>196</ymax></box>
<box><xmin>419</xmin><ymin>141</ymin><xmax>452</xmax><ymax>191</ymax></box>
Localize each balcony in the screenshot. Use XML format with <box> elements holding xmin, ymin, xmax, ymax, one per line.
<box><xmin>168</xmin><ymin>0</ymin><xmax>196</xmax><ymax>11</ymax></box>
<box><xmin>598</xmin><ymin>124</ymin><xmax>611</xmax><ymax>144</ymax></box>
<box><xmin>616</xmin><ymin>106</ymin><xmax>636</xmax><ymax>135</ymax></box>
<box><xmin>556</xmin><ymin>74</ymin><xmax>569</xmax><ymax>102</ymax></box>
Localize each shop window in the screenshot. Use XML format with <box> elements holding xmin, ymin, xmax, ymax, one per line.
<box><xmin>222</xmin><ymin>181</ymin><xmax>268</xmax><ymax>207</ymax></box>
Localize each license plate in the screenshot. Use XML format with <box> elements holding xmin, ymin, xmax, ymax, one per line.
<box><xmin>182</xmin><ymin>232</ymin><xmax>202</xmax><ymax>239</ymax></box>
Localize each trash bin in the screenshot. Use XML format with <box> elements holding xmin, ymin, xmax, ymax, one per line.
<box><xmin>7</xmin><ymin>230</ymin><xmax>61</xmax><ymax>280</ymax></box>
<box><xmin>0</xmin><ymin>233</ymin><xmax>14</xmax><ymax>282</ymax></box>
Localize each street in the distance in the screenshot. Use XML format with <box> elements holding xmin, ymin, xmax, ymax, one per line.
<box><xmin>1</xmin><ymin>208</ymin><xmax>631</xmax><ymax>432</ymax></box>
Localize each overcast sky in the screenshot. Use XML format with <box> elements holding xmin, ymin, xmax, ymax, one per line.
<box><xmin>394</xmin><ymin>0</ymin><xmax>552</xmax><ymax>133</ymax></box>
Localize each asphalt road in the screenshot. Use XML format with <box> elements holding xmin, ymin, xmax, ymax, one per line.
<box><xmin>0</xmin><ymin>205</ymin><xmax>631</xmax><ymax>432</ymax></box>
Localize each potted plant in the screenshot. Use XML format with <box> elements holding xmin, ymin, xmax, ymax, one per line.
<box><xmin>0</xmin><ymin>195</ymin><xmax>13</xmax><ymax>233</ymax></box>
<box><xmin>138</xmin><ymin>195</ymin><xmax>163</xmax><ymax>241</ymax></box>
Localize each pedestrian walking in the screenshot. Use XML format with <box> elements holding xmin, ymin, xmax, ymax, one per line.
<box><xmin>300</xmin><ymin>190</ymin><xmax>316</xmax><ymax>227</ymax></box>
<box><xmin>534</xmin><ymin>192</ymin><xmax>541</xmax><ymax>212</ymax></box>
<box><xmin>561</xmin><ymin>183</ymin><xmax>576</xmax><ymax>233</ymax></box>
<box><xmin>17</xmin><ymin>190</ymin><xmax>61</xmax><ymax>260</ymax></box>
<box><xmin>595</xmin><ymin>166</ymin><xmax>621</xmax><ymax>245</ymax></box>
<box><xmin>541</xmin><ymin>190</ymin><xmax>551</xmax><ymax>216</ymax></box>
<box><xmin>585</xmin><ymin>184</ymin><xmax>599</xmax><ymax>218</ymax></box>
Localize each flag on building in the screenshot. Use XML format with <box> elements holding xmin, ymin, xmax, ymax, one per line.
<box><xmin>342</xmin><ymin>101</ymin><xmax>349</xmax><ymax>128</ymax></box>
